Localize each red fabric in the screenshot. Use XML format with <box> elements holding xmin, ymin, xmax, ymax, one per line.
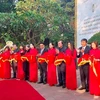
<box><xmin>0</xmin><ymin>80</ymin><xmax>45</xmax><ymax>100</ymax></box>
<box><xmin>38</xmin><ymin>52</ymin><xmax>48</xmax><ymax>64</ymax></box>
<box><xmin>2</xmin><ymin>51</ymin><xmax>11</xmax><ymax>79</ymax></box>
<box><xmin>47</xmin><ymin>48</ymin><xmax>56</xmax><ymax>55</ymax></box>
<box><xmin>10</xmin><ymin>54</ymin><xmax>14</xmax><ymax>60</ymax></box>
<box><xmin>21</xmin><ymin>55</ymin><xmax>28</xmax><ymax>62</ymax></box>
<box><xmin>21</xmin><ymin>51</ymin><xmax>30</xmax><ymax>62</ymax></box>
<box><xmin>78</xmin><ymin>54</ymin><xmax>89</xmax><ymax>65</ymax></box>
<box><xmin>30</xmin><ymin>48</ymin><xmax>38</xmax><ymax>56</ymax></box>
<box><xmin>16</xmin><ymin>53</ymin><xmax>25</xmax><ymax>80</ymax></box>
<box><xmin>19</xmin><ymin>49</ymin><xmax>24</xmax><ymax>54</ymax></box>
<box><xmin>55</xmin><ymin>52</ymin><xmax>65</xmax><ymax>60</ymax></box>
<box><xmin>11</xmin><ymin>53</ymin><xmax>25</xmax><ymax>80</ymax></box>
<box><xmin>29</xmin><ymin>62</ymin><xmax>38</xmax><ymax>82</ymax></box>
<box><xmin>54</xmin><ymin>52</ymin><xmax>66</xmax><ymax>66</ymax></box>
<box><xmin>0</xmin><ymin>54</ymin><xmax>3</xmax><ymax>78</ymax></box>
<box><xmin>65</xmin><ymin>49</ymin><xmax>77</xmax><ymax>90</ymax></box>
<box><xmin>17</xmin><ymin>60</ymin><xmax>25</xmax><ymax>80</ymax></box>
<box><xmin>89</xmin><ymin>49</ymin><xmax>100</xmax><ymax>96</ymax></box>
<box><xmin>28</xmin><ymin>48</ymin><xmax>38</xmax><ymax>82</ymax></box>
<box><xmin>65</xmin><ymin>55</ymin><xmax>72</xmax><ymax>65</ymax></box>
<box><xmin>27</xmin><ymin>55</ymin><xmax>36</xmax><ymax>63</ymax></box>
<box><xmin>28</xmin><ymin>55</ymin><xmax>38</xmax><ymax>82</ymax></box>
<box><xmin>47</xmin><ymin>48</ymin><xmax>57</xmax><ymax>86</ymax></box>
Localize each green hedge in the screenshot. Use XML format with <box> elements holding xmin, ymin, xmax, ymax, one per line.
<box><xmin>88</xmin><ymin>32</ymin><xmax>100</xmax><ymax>44</ymax></box>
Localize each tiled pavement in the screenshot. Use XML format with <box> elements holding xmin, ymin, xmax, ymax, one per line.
<box><xmin>29</xmin><ymin>69</ymin><xmax>100</xmax><ymax>100</ymax></box>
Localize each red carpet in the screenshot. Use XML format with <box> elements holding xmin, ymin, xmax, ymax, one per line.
<box><xmin>0</xmin><ymin>80</ymin><xmax>45</xmax><ymax>100</ymax></box>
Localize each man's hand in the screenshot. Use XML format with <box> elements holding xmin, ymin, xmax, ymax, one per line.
<box><xmin>37</xmin><ymin>53</ymin><xmax>41</xmax><ymax>57</ymax></box>
<box><xmin>80</xmin><ymin>49</ymin><xmax>84</xmax><ymax>53</ymax></box>
<box><xmin>76</xmin><ymin>48</ymin><xmax>80</xmax><ymax>53</ymax></box>
<box><xmin>10</xmin><ymin>50</ymin><xmax>14</xmax><ymax>54</ymax></box>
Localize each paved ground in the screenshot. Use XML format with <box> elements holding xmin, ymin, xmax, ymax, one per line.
<box><xmin>29</xmin><ymin>69</ymin><xmax>100</xmax><ymax>100</ymax></box>
<box><xmin>0</xmin><ymin>69</ymin><xmax>100</xmax><ymax>100</ymax></box>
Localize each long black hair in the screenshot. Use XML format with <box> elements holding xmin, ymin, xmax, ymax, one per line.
<box><xmin>5</xmin><ymin>46</ymin><xmax>10</xmax><ymax>51</ymax></box>
<box><xmin>67</xmin><ymin>42</ymin><xmax>75</xmax><ymax>55</ymax></box>
<box><xmin>49</xmin><ymin>42</ymin><xmax>55</xmax><ymax>48</ymax></box>
<box><xmin>30</xmin><ymin>43</ymin><xmax>36</xmax><ymax>48</ymax></box>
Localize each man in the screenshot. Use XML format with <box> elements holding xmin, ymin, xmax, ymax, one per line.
<box><xmin>11</xmin><ymin>44</ymin><xmax>19</xmax><ymax>78</ymax></box>
<box><xmin>56</xmin><ymin>41</ymin><xmax>66</xmax><ymax>88</ymax></box>
<box><xmin>38</xmin><ymin>43</ymin><xmax>48</xmax><ymax>84</ymax></box>
<box><xmin>77</xmin><ymin>38</ymin><xmax>90</xmax><ymax>92</ymax></box>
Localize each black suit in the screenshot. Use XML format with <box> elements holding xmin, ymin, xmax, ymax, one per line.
<box><xmin>57</xmin><ymin>47</ymin><xmax>66</xmax><ymax>86</ymax></box>
<box><xmin>77</xmin><ymin>46</ymin><xmax>90</xmax><ymax>90</ymax></box>
<box><xmin>38</xmin><ymin>48</ymin><xmax>48</xmax><ymax>83</ymax></box>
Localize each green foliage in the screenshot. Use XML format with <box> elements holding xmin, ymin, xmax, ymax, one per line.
<box><xmin>0</xmin><ymin>12</ymin><xmax>47</xmax><ymax>45</ymax></box>
<box><xmin>15</xmin><ymin>0</ymin><xmax>74</xmax><ymax>44</ymax></box>
<box><xmin>0</xmin><ymin>0</ymin><xmax>74</xmax><ymax>46</ymax></box>
<box><xmin>0</xmin><ymin>0</ymin><xmax>15</xmax><ymax>12</ymax></box>
<box><xmin>88</xmin><ymin>32</ymin><xmax>100</xmax><ymax>44</ymax></box>
<box><xmin>65</xmin><ymin>0</ymin><xmax>74</xmax><ymax>17</ymax></box>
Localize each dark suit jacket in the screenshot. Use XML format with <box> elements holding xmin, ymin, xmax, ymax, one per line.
<box><xmin>13</xmin><ymin>48</ymin><xmax>19</xmax><ymax>54</ymax></box>
<box><xmin>58</xmin><ymin>46</ymin><xmax>66</xmax><ymax>53</ymax></box>
<box><xmin>77</xmin><ymin>46</ymin><xmax>90</xmax><ymax>58</ymax></box>
<box><xmin>39</xmin><ymin>48</ymin><xmax>48</xmax><ymax>55</ymax></box>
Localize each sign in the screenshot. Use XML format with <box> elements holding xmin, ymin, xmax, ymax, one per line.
<box><xmin>76</xmin><ymin>0</ymin><xmax>100</xmax><ymax>47</ymax></box>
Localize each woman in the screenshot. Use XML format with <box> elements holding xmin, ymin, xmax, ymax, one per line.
<box><xmin>30</xmin><ymin>44</ymin><xmax>38</xmax><ymax>55</ymax></box>
<box><xmin>16</xmin><ymin>45</ymin><xmax>25</xmax><ymax>80</ymax></box>
<box><xmin>47</xmin><ymin>43</ymin><xmax>57</xmax><ymax>86</ymax></box>
<box><xmin>2</xmin><ymin>46</ymin><xmax>11</xmax><ymax>79</ymax></box>
<box><xmin>89</xmin><ymin>41</ymin><xmax>100</xmax><ymax>99</ymax></box>
<box><xmin>65</xmin><ymin>42</ymin><xmax>77</xmax><ymax>90</ymax></box>
<box><xmin>28</xmin><ymin>43</ymin><xmax>38</xmax><ymax>82</ymax></box>
<box><xmin>23</xmin><ymin>45</ymin><xmax>30</xmax><ymax>80</ymax></box>
<box><xmin>19</xmin><ymin>45</ymin><xmax>25</xmax><ymax>56</ymax></box>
